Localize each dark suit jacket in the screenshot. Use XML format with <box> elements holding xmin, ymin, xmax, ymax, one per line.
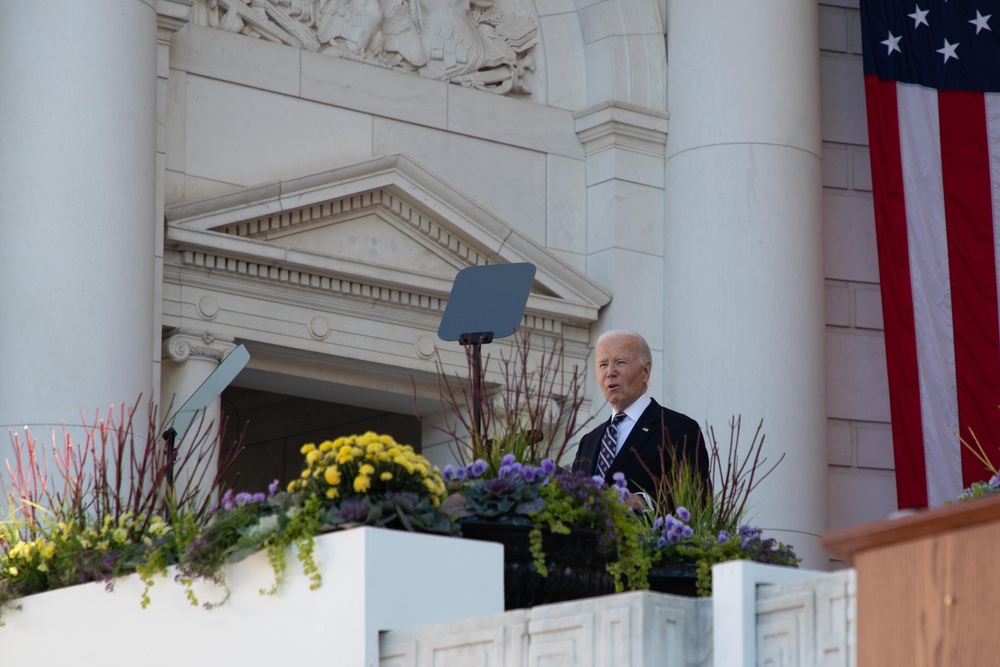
<box><xmin>571</xmin><ymin>399</ymin><xmax>710</xmax><ymax>499</ymax></box>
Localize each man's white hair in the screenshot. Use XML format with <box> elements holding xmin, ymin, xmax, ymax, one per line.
<box><xmin>596</xmin><ymin>330</ymin><xmax>652</xmax><ymax>366</ymax></box>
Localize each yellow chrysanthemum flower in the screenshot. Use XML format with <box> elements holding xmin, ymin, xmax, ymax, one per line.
<box><xmin>301</xmin><ymin>469</ymin><xmax>311</xmax><ymax>478</ymax></box>
<box><xmin>324</xmin><ymin>466</ymin><xmax>342</xmax><ymax>486</ymax></box>
<box><xmin>287</xmin><ymin>480</ymin><xmax>299</xmax><ymax>492</ymax></box>
<box><xmin>41</xmin><ymin>543</ymin><xmax>56</xmax><ymax>560</ymax></box>
<box><xmin>319</xmin><ymin>440</ymin><xmax>334</xmax><ymax>452</ymax></box>
<box><xmin>379</xmin><ymin>434</ymin><xmax>396</xmax><ymax>445</ymax></box>
<box><xmin>380</xmin><ymin>472</ymin><xmax>393</xmax><ymax>481</ymax></box>
<box><xmin>336</xmin><ymin>448</ymin><xmax>354</xmax><ymax>464</ymax></box>
<box><xmin>306</xmin><ymin>449</ymin><xmax>322</xmax><ymax>465</ymax></box>
<box><xmin>351</xmin><ymin>446</ymin><xmax>363</xmax><ymax>457</ymax></box>
<box><xmin>300</xmin><ymin>443</ymin><xmax>317</xmax><ymax>455</ymax></box>
<box><xmin>8</xmin><ymin>567</ymin><xmax>18</xmax><ymax>576</ymax></box>
<box><xmin>359</xmin><ymin>464</ymin><xmax>375</xmax><ymax>476</ymax></box>
<box><xmin>354</xmin><ymin>475</ymin><xmax>372</xmax><ymax>493</ymax></box>
<box><xmin>326</xmin><ymin>488</ymin><xmax>339</xmax><ymax>500</ymax></box>
<box><xmin>37</xmin><ymin>563</ymin><xmax>49</xmax><ymax>573</ymax></box>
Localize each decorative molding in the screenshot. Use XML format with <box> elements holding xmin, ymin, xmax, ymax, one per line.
<box><xmin>163</xmin><ymin>330</ymin><xmax>236</xmax><ymax>363</ymax></box>
<box><xmin>173</xmin><ymin>247</ymin><xmax>564</xmax><ymax>334</ymax></box>
<box><xmin>191</xmin><ymin>0</ymin><xmax>538</xmax><ymax>95</ymax></box>
<box><xmin>166</xmin><ymin>155</ymin><xmax>610</xmax><ymax>329</ymax></box>
<box><xmin>157</xmin><ymin>0</ymin><xmax>194</xmax><ymax>33</ymax></box>
<box><xmin>214</xmin><ymin>188</ymin><xmax>493</xmax><ymax>271</ymax></box>
<box><xmin>379</xmin><ymin>591</ymin><xmax>711</xmax><ymax>667</ymax></box>
<box><xmin>574</xmin><ymin>101</ymin><xmax>669</xmax><ymax>158</ymax></box>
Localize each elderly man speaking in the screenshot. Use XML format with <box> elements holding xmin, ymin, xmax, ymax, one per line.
<box><xmin>572</xmin><ymin>331</ymin><xmax>710</xmax><ymax>500</ymax></box>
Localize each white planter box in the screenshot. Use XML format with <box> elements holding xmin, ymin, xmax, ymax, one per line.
<box><xmin>1</xmin><ymin>527</ymin><xmax>504</xmax><ymax>667</ymax></box>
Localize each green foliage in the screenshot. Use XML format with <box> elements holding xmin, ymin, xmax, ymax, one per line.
<box><xmin>459</xmin><ymin>475</ymin><xmax>544</xmax><ymax>518</ymax></box>
<box><xmin>528</xmin><ymin>473</ymin><xmax>650</xmax><ymax>591</ymax></box>
<box><xmin>640</xmin><ymin>418</ymin><xmax>801</xmax><ymax>596</ymax></box>
<box><xmin>2</xmin><ymin>422</ymin><xmax>457</xmax><ymax>622</ymax></box>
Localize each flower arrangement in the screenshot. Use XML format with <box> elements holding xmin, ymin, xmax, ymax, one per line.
<box><xmin>1</xmin><ymin>408</ymin><xmax>454</xmax><ymax>622</ymax></box>
<box><xmin>950</xmin><ymin>427</ymin><xmax>1000</xmax><ymax>502</ymax></box>
<box><xmin>442</xmin><ymin>454</ymin><xmax>650</xmax><ymax>594</ymax></box>
<box><xmin>287</xmin><ymin>433</ymin><xmax>455</xmax><ymax>535</ymax></box>
<box><xmin>639</xmin><ymin>417</ymin><xmax>800</xmax><ymax>596</ymax></box>
<box><xmin>645</xmin><ymin>506</ymin><xmax>800</xmax><ymax>596</ymax></box>
<box><xmin>950</xmin><ymin>474</ymin><xmax>1000</xmax><ymax>503</ymax></box>
<box><xmin>0</xmin><ymin>399</ymin><xmax>244</xmax><ymax>620</ymax></box>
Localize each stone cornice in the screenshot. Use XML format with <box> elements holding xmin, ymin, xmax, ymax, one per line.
<box><xmin>157</xmin><ymin>0</ymin><xmax>192</xmax><ymax>34</ymax></box>
<box><xmin>574</xmin><ymin>101</ymin><xmax>670</xmax><ymax>157</ymax></box>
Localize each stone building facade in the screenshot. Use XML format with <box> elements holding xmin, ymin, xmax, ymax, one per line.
<box><xmin>0</xmin><ymin>0</ymin><xmax>891</xmax><ymax>569</ymax></box>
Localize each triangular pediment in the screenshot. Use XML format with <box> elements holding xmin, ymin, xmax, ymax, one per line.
<box><xmin>165</xmin><ymin>155</ymin><xmax>610</xmax><ymax>325</ymax></box>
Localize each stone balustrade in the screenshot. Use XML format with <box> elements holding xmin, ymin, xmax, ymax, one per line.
<box><xmin>380</xmin><ymin>564</ymin><xmax>856</xmax><ymax>667</ymax></box>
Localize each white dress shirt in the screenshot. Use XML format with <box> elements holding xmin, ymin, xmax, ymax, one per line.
<box><xmin>609</xmin><ymin>393</ymin><xmax>652</xmax><ymax>455</ymax></box>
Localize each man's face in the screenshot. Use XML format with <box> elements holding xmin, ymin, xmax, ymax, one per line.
<box><xmin>595</xmin><ymin>336</ymin><xmax>650</xmax><ymax>413</ymax></box>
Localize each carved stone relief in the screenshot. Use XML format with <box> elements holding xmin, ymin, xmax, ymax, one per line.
<box><xmin>199</xmin><ymin>0</ymin><xmax>538</xmax><ymax>95</ymax></box>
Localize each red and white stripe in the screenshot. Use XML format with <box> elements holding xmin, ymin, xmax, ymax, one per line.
<box><xmin>867</xmin><ymin>76</ymin><xmax>1000</xmax><ymax>508</ymax></box>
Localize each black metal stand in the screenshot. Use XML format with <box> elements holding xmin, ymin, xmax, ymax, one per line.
<box><xmin>162</xmin><ymin>426</ymin><xmax>177</xmax><ymax>489</ymax></box>
<box><xmin>459</xmin><ymin>331</ymin><xmax>494</xmax><ymax>443</ymax></box>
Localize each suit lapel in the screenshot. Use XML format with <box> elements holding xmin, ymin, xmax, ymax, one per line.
<box><xmin>608</xmin><ymin>400</ymin><xmax>663</xmax><ymax>474</ymax></box>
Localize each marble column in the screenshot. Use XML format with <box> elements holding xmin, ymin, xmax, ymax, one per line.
<box><xmin>162</xmin><ymin>330</ymin><xmax>237</xmax><ymax>494</ymax></box>
<box><xmin>0</xmin><ymin>2</ymin><xmax>158</xmax><ymax>465</ymax></box>
<box><xmin>664</xmin><ymin>1</ymin><xmax>827</xmax><ymax>567</ymax></box>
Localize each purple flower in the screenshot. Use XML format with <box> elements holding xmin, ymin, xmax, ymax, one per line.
<box><xmin>500</xmin><ymin>453</ymin><xmax>517</xmax><ymax>467</ymax></box>
<box><xmin>540</xmin><ymin>459</ymin><xmax>557</xmax><ymax>476</ymax></box>
<box><xmin>498</xmin><ymin>465</ymin><xmax>513</xmax><ymax>478</ymax></box>
<box><xmin>452</xmin><ymin>467</ymin><xmax>467</xmax><ymax>482</ymax></box>
<box><xmin>251</xmin><ymin>492</ymin><xmax>266</xmax><ymax>503</ymax></box>
<box><xmin>267</xmin><ymin>479</ymin><xmax>280</xmax><ymax>497</ymax></box>
<box><xmin>522</xmin><ymin>466</ymin><xmax>538</xmax><ymax>483</ymax></box>
<box><xmin>468</xmin><ymin>459</ymin><xmax>488</xmax><ymax>478</ymax></box>
<box><xmin>676</xmin><ymin>506</ymin><xmax>690</xmax><ymax>522</ymax></box>
<box><xmin>682</xmin><ymin>525</ymin><xmax>694</xmax><ymax>538</ymax></box>
<box><xmin>718</xmin><ymin>530</ymin><xmax>731</xmax><ymax>544</ymax></box>
<box><xmin>235</xmin><ymin>492</ymin><xmax>254</xmax><ymax>506</ymax></box>
<box><xmin>220</xmin><ymin>489</ymin><xmax>236</xmax><ymax>511</ymax></box>
<box><xmin>653</xmin><ymin>517</ymin><xmax>664</xmax><ymax>531</ymax></box>
<box><xmin>990</xmin><ymin>473</ymin><xmax>1000</xmax><ymax>488</ymax></box>
<box><xmin>592</xmin><ymin>475</ymin><xmax>606</xmax><ymax>487</ymax></box>
<box><xmin>615</xmin><ymin>486</ymin><xmax>631</xmax><ymax>503</ymax></box>
<box><xmin>442</xmin><ymin>464</ymin><xmax>456</xmax><ymax>481</ymax></box>
<box><xmin>612</xmin><ymin>472</ymin><xmax>627</xmax><ymax>488</ymax></box>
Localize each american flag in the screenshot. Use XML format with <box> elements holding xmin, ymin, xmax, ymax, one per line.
<box><xmin>861</xmin><ymin>0</ymin><xmax>1000</xmax><ymax>508</ymax></box>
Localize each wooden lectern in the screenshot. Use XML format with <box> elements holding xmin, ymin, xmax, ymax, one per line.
<box><xmin>821</xmin><ymin>494</ymin><xmax>1000</xmax><ymax>666</ymax></box>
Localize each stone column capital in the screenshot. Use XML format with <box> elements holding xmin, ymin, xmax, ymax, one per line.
<box><xmin>574</xmin><ymin>101</ymin><xmax>669</xmax><ymax>157</ymax></box>
<box><xmin>163</xmin><ymin>330</ymin><xmax>236</xmax><ymax>364</ymax></box>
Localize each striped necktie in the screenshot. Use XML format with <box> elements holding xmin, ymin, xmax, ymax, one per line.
<box><xmin>596</xmin><ymin>413</ymin><xmax>627</xmax><ymax>478</ymax></box>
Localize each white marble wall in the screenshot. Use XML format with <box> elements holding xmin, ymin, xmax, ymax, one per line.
<box><xmin>817</xmin><ymin>0</ymin><xmax>899</xmax><ymax>545</ymax></box>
